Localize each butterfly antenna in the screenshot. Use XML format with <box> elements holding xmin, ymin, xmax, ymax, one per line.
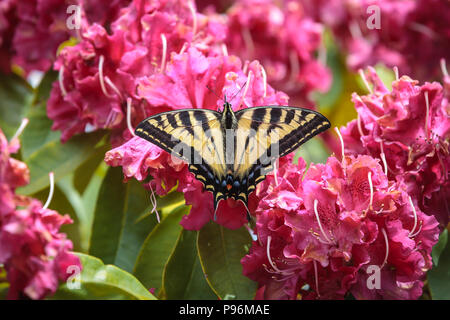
<box><xmin>206</xmin><ymin>85</ymin><xmax>222</xmax><ymax>100</ymax></box>
<box><xmin>229</xmin><ymin>80</ymin><xmax>247</xmax><ymax>103</ymax></box>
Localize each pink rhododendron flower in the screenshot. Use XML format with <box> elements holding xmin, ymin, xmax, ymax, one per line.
<box><xmin>226</xmin><ymin>0</ymin><xmax>331</xmax><ymax>103</ymax></box>
<box><xmin>0</xmin><ymin>0</ymin><xmax>16</xmax><ymax>72</ymax></box>
<box><xmin>48</xmin><ymin>0</ymin><xmax>228</xmax><ymax>144</ymax></box>
<box><xmin>341</xmin><ymin>67</ymin><xmax>450</xmax><ymax>227</ymax></box>
<box><xmin>82</xmin><ymin>0</ymin><xmax>131</xmax><ymax>26</ymax></box>
<box><xmin>11</xmin><ymin>0</ymin><xmax>82</xmax><ymax>74</ymax></box>
<box><xmin>302</xmin><ymin>0</ymin><xmax>450</xmax><ymax>81</ymax></box>
<box><xmin>0</xmin><ymin>128</ymin><xmax>81</xmax><ymax>300</ymax></box>
<box><xmin>242</xmin><ymin>152</ymin><xmax>440</xmax><ymax>300</ymax></box>
<box><xmin>0</xmin><ymin>0</ymin><xmax>135</xmax><ymax>74</ymax></box>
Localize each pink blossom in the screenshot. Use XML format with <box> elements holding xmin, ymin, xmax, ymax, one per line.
<box><xmin>48</xmin><ymin>0</ymin><xmax>228</xmax><ymax>144</ymax></box>
<box><xmin>302</xmin><ymin>0</ymin><xmax>450</xmax><ymax>81</ymax></box>
<box><xmin>242</xmin><ymin>153</ymin><xmax>440</xmax><ymax>299</ymax></box>
<box><xmin>11</xmin><ymin>0</ymin><xmax>82</xmax><ymax>74</ymax></box>
<box><xmin>0</xmin><ymin>129</ymin><xmax>81</xmax><ymax>300</ymax></box>
<box><xmin>226</xmin><ymin>0</ymin><xmax>331</xmax><ymax>103</ymax></box>
<box><xmin>0</xmin><ymin>0</ymin><xmax>16</xmax><ymax>73</ymax></box>
<box><xmin>0</xmin><ymin>128</ymin><xmax>29</xmax><ymax>215</ymax></box>
<box><xmin>341</xmin><ymin>67</ymin><xmax>450</xmax><ymax>227</ymax></box>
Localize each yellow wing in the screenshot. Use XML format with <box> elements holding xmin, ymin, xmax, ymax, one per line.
<box><xmin>233</xmin><ymin>106</ymin><xmax>330</xmax><ymax>180</ymax></box>
<box><xmin>135</xmin><ymin>109</ymin><xmax>227</xmax><ymax>182</ymax></box>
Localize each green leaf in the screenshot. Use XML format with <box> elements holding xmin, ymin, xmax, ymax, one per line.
<box><xmin>17</xmin><ymin>129</ymin><xmax>106</xmax><ymax>195</ymax></box>
<box><xmin>0</xmin><ymin>72</ymin><xmax>34</xmax><ymax>140</ymax></box>
<box><xmin>432</xmin><ymin>229</ymin><xmax>448</xmax><ymax>267</ymax></box>
<box><xmin>162</xmin><ymin>230</ymin><xmax>217</xmax><ymax>300</ymax></box>
<box><xmin>294</xmin><ymin>137</ymin><xmax>330</xmax><ymax>165</ymax></box>
<box><xmin>32</xmin><ymin>71</ymin><xmax>57</xmax><ymax>104</ymax></box>
<box><xmin>50</xmin><ymin>253</ymin><xmax>156</xmax><ymax>300</ymax></box>
<box><xmin>88</xmin><ymin>167</ymin><xmax>158</xmax><ymax>272</ymax></box>
<box><xmin>197</xmin><ymin>222</ymin><xmax>257</xmax><ymax>300</ymax></box>
<box><xmin>311</xmin><ymin>30</ymin><xmax>344</xmax><ymax>113</ymax></box>
<box><xmin>428</xmin><ymin>229</ymin><xmax>450</xmax><ymax>300</ymax></box>
<box><xmin>0</xmin><ymin>283</ymin><xmax>8</xmax><ymax>300</ymax></box>
<box><xmin>20</xmin><ymin>101</ymin><xmax>60</xmax><ymax>160</ymax></box>
<box><xmin>73</xmin><ymin>143</ymin><xmax>109</xmax><ymax>194</ymax></box>
<box><xmin>133</xmin><ymin>206</ymin><xmax>187</xmax><ymax>294</ymax></box>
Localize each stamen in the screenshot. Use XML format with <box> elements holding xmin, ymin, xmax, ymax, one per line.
<box><xmin>239</xmin><ymin>70</ymin><xmax>252</xmax><ymax>108</ymax></box>
<box><xmin>105</xmin><ymin>76</ymin><xmax>123</xmax><ymax>99</ymax></box>
<box><xmin>349</xmin><ymin>20</ymin><xmax>362</xmax><ymax>39</ymax></box>
<box><xmin>408</xmin><ymin>196</ymin><xmax>417</xmax><ymax>238</ymax></box>
<box><xmin>334</xmin><ymin>127</ymin><xmax>345</xmax><ymax>161</ymax></box>
<box><xmin>380</xmin><ymin>141</ymin><xmax>388</xmax><ymax>175</ymax></box>
<box><xmin>42</xmin><ymin>172</ymin><xmax>55</xmax><ymax>211</ymax></box>
<box><xmin>313</xmin><ymin>200</ymin><xmax>333</xmax><ymax>244</ymax></box>
<box><xmin>266</xmin><ymin>236</ymin><xmax>283</xmax><ymax>273</ymax></box>
<box><xmin>214</xmin><ymin>199</ymin><xmax>223</xmax><ymax>221</ymax></box>
<box><xmin>58</xmin><ymin>66</ymin><xmax>68</xmax><ymax>97</ymax></box>
<box><xmin>409</xmin><ymin>221</ymin><xmax>423</xmax><ymax>238</ymax></box>
<box><xmin>241</xmin><ymin>28</ymin><xmax>254</xmax><ymax>55</ymax></box>
<box><xmin>160</xmin><ymin>34</ymin><xmax>167</xmax><ymax>73</ymax></box>
<box><xmin>424</xmin><ymin>91</ymin><xmax>430</xmax><ymax>140</ymax></box>
<box><xmin>221</xmin><ymin>43</ymin><xmax>228</xmax><ymax>56</ymax></box>
<box><xmin>359</xmin><ymin>69</ymin><xmax>373</xmax><ymax>94</ymax></box>
<box><xmin>244</xmin><ymin>224</ymin><xmax>257</xmax><ymax>241</ymax></box>
<box><xmin>149</xmin><ymin>184</ymin><xmax>160</xmax><ymax>223</ymax></box>
<box><xmin>393</xmin><ymin>66</ymin><xmax>399</xmax><ymax>80</ymax></box>
<box><xmin>99</xmin><ymin>55</ymin><xmax>112</xmax><ymax>97</ymax></box>
<box><xmin>179</xmin><ymin>42</ymin><xmax>188</xmax><ymax>55</ymax></box>
<box><xmin>242</xmin><ymin>60</ymin><xmax>249</xmax><ymax>75</ymax></box>
<box><xmin>11</xmin><ymin>118</ymin><xmax>29</xmax><ymax>142</ymax></box>
<box><xmin>126</xmin><ymin>98</ymin><xmax>136</xmax><ymax>136</ymax></box>
<box><xmin>260</xmin><ymin>64</ymin><xmax>267</xmax><ymax>98</ymax></box>
<box><xmin>409</xmin><ymin>22</ymin><xmax>436</xmax><ymax>39</ymax></box>
<box><xmin>313</xmin><ymin>260</ymin><xmax>320</xmax><ymax>298</ymax></box>
<box><xmin>367</xmin><ymin>172</ymin><xmax>373</xmax><ymax>211</ymax></box>
<box><xmin>273</xmin><ymin>159</ymin><xmax>279</xmax><ymax>186</ymax></box>
<box><xmin>104</xmin><ymin>109</ymin><xmax>117</xmax><ymax>128</ymax></box>
<box><xmin>441</xmin><ymin>58</ymin><xmax>449</xmax><ymax>77</ymax></box>
<box><xmin>357</xmin><ymin>113</ymin><xmax>364</xmax><ymax>137</ymax></box>
<box><xmin>380</xmin><ymin>228</ymin><xmax>389</xmax><ymax>268</ymax></box>
<box><xmin>188</xmin><ymin>1</ymin><xmax>197</xmax><ymax>37</ymax></box>
<box><xmin>289</xmin><ymin>50</ymin><xmax>299</xmax><ymax>83</ymax></box>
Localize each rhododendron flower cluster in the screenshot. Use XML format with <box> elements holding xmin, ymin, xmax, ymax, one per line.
<box><xmin>48</xmin><ymin>0</ymin><xmax>229</xmax><ymax>144</ymax></box>
<box><xmin>0</xmin><ymin>0</ymin><xmax>133</xmax><ymax>75</ymax></box>
<box><xmin>301</xmin><ymin>0</ymin><xmax>450</xmax><ymax>81</ymax></box>
<box><xmin>341</xmin><ymin>67</ymin><xmax>450</xmax><ymax>227</ymax></box>
<box><xmin>0</xmin><ymin>128</ymin><xmax>80</xmax><ymax>300</ymax></box>
<box><xmin>242</xmin><ymin>152</ymin><xmax>440</xmax><ymax>299</ymax></box>
<box><xmin>225</xmin><ymin>0</ymin><xmax>331</xmax><ymax>103</ymax></box>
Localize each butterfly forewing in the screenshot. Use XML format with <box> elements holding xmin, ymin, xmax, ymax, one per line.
<box><xmin>233</xmin><ymin>106</ymin><xmax>331</xmax><ymax>179</ymax></box>
<box><xmin>135</xmin><ymin>109</ymin><xmax>227</xmax><ymax>181</ymax></box>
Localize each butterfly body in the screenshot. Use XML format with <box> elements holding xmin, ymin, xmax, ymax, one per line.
<box><xmin>135</xmin><ymin>100</ymin><xmax>330</xmax><ymax>219</ymax></box>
